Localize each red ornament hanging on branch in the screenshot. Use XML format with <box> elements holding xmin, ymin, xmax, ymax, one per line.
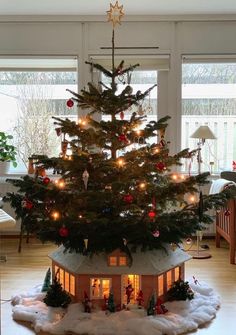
<box><xmin>148</xmin><ymin>210</ymin><xmax>156</xmax><ymax>219</ymax></box>
<box><xmin>66</xmin><ymin>99</ymin><xmax>74</xmax><ymax>108</ymax></box>
<box><xmin>43</xmin><ymin>177</ymin><xmax>51</xmax><ymax>185</ymax></box>
<box><xmin>59</xmin><ymin>226</ymin><xmax>69</xmax><ymax>237</ymax></box>
<box><xmin>155</xmin><ymin>162</ymin><xmax>166</xmax><ymax>171</ymax></box>
<box><xmin>118</xmin><ymin>134</ymin><xmax>128</xmax><ymax>143</ymax></box>
<box><xmin>152</xmin><ymin>230</ymin><xmax>160</xmax><ymax>238</ymax></box>
<box><xmin>21</xmin><ymin>199</ymin><xmax>33</xmax><ymax>210</ymax></box>
<box><xmin>120</xmin><ymin>111</ymin><xmax>124</xmax><ymax>120</ymax></box>
<box><xmin>123</xmin><ymin>194</ymin><xmax>134</xmax><ymax>204</ymax></box>
<box><xmin>55</xmin><ymin>127</ymin><xmax>62</xmax><ymax>137</ymax></box>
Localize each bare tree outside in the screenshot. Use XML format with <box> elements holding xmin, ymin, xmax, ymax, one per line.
<box><xmin>0</xmin><ymin>70</ymin><xmax>77</xmax><ymax>170</ymax></box>
<box><xmin>13</xmin><ymin>73</ymin><xmax>59</xmax><ymax>167</ymax></box>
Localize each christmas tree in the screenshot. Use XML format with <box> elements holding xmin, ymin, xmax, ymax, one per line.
<box><xmin>43</xmin><ymin>271</ymin><xmax>71</xmax><ymax>308</ymax></box>
<box><xmin>4</xmin><ymin>2</ymin><xmax>232</xmax><ymax>260</ymax></box>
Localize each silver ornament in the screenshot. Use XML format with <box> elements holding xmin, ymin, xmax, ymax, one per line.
<box><xmin>82</xmin><ymin>170</ymin><xmax>89</xmax><ymax>190</ymax></box>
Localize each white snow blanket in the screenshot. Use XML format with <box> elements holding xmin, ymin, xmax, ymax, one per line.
<box><xmin>11</xmin><ymin>280</ymin><xmax>220</xmax><ymax>335</ymax></box>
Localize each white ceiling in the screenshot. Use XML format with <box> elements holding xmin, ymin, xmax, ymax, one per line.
<box><xmin>0</xmin><ymin>0</ymin><xmax>236</xmax><ymax>16</ymax></box>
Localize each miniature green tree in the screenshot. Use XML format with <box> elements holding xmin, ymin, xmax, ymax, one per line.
<box><xmin>166</xmin><ymin>279</ymin><xmax>194</xmax><ymax>301</ymax></box>
<box><xmin>41</xmin><ymin>268</ymin><xmax>51</xmax><ymax>292</ymax></box>
<box><xmin>43</xmin><ymin>272</ymin><xmax>71</xmax><ymax>308</ymax></box>
<box><xmin>107</xmin><ymin>291</ymin><xmax>116</xmax><ymax>313</ymax></box>
<box><xmin>147</xmin><ymin>293</ymin><xmax>156</xmax><ymax>316</ymax></box>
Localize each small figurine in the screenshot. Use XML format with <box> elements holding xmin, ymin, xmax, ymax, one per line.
<box><xmin>136</xmin><ymin>290</ymin><xmax>144</xmax><ymax>308</ymax></box>
<box><xmin>83</xmin><ymin>291</ymin><xmax>92</xmax><ymax>313</ymax></box>
<box><xmin>155</xmin><ymin>298</ymin><xmax>168</xmax><ymax>315</ymax></box>
<box><xmin>125</xmin><ymin>283</ymin><xmax>134</xmax><ymax>305</ymax></box>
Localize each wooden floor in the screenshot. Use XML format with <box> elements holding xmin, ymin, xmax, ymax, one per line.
<box><xmin>1</xmin><ymin>237</ymin><xmax>236</xmax><ymax>335</ymax></box>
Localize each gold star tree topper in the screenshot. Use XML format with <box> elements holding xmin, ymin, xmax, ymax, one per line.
<box><xmin>107</xmin><ymin>1</ymin><xmax>124</xmax><ymax>27</ymax></box>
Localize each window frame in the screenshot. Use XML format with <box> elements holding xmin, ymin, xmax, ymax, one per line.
<box><xmin>0</xmin><ymin>55</ymin><xmax>79</xmax><ymax>175</ymax></box>
<box><xmin>90</xmin><ymin>277</ymin><xmax>112</xmax><ymax>300</ymax></box>
<box><xmin>181</xmin><ymin>55</ymin><xmax>236</xmax><ymax>174</ymax></box>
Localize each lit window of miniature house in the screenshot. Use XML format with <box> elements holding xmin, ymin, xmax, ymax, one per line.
<box><xmin>54</xmin><ymin>265</ymin><xmax>75</xmax><ymax>296</ymax></box>
<box><xmin>90</xmin><ymin>278</ymin><xmax>111</xmax><ymax>299</ymax></box>
<box><xmin>49</xmin><ymin>244</ymin><xmax>191</xmax><ymax>309</ymax></box>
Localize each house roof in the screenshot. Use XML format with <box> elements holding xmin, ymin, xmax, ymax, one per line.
<box><xmin>49</xmin><ymin>245</ymin><xmax>191</xmax><ymax>275</ymax></box>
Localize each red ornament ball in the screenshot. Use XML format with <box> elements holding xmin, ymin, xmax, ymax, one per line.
<box><xmin>22</xmin><ymin>199</ymin><xmax>33</xmax><ymax>210</ymax></box>
<box><xmin>120</xmin><ymin>111</ymin><xmax>124</xmax><ymax>120</ymax></box>
<box><xmin>148</xmin><ymin>210</ymin><xmax>156</xmax><ymax>219</ymax></box>
<box><xmin>118</xmin><ymin>134</ymin><xmax>128</xmax><ymax>143</ymax></box>
<box><xmin>123</xmin><ymin>194</ymin><xmax>134</xmax><ymax>204</ymax></box>
<box><xmin>224</xmin><ymin>209</ymin><xmax>231</xmax><ymax>217</ymax></box>
<box><xmin>156</xmin><ymin>162</ymin><xmax>166</xmax><ymax>171</ymax></box>
<box><xmin>59</xmin><ymin>226</ymin><xmax>69</xmax><ymax>237</ymax></box>
<box><xmin>43</xmin><ymin>177</ymin><xmax>50</xmax><ymax>185</ymax></box>
<box><xmin>152</xmin><ymin>230</ymin><xmax>160</xmax><ymax>238</ymax></box>
<box><xmin>66</xmin><ymin>99</ymin><xmax>74</xmax><ymax>108</ymax></box>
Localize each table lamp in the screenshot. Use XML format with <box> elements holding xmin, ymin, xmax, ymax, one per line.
<box><xmin>190</xmin><ymin>125</ymin><xmax>216</xmax><ymax>174</ymax></box>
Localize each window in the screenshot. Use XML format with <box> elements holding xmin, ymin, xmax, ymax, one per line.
<box><xmin>166</xmin><ymin>270</ymin><xmax>172</xmax><ymax>289</ymax></box>
<box><xmin>0</xmin><ymin>57</ymin><xmax>78</xmax><ymax>173</ymax></box>
<box><xmin>119</xmin><ymin>256</ymin><xmax>127</xmax><ymax>266</ymax></box>
<box><xmin>109</xmin><ymin>256</ymin><xmax>117</xmax><ymax>266</ymax></box>
<box><xmin>182</xmin><ymin>58</ymin><xmax>236</xmax><ymax>174</ymax></box>
<box><xmin>90</xmin><ymin>278</ymin><xmax>111</xmax><ymax>299</ymax></box>
<box><xmin>174</xmin><ymin>267</ymin><xmax>180</xmax><ymax>281</ymax></box>
<box><xmin>158</xmin><ymin>274</ymin><xmax>164</xmax><ymax>296</ymax></box>
<box><xmin>54</xmin><ymin>265</ymin><xmax>76</xmax><ymax>296</ymax></box>
<box><xmin>108</xmin><ymin>255</ymin><xmax>127</xmax><ymax>266</ymax></box>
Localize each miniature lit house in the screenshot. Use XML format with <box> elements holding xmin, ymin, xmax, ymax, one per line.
<box><xmin>49</xmin><ymin>245</ymin><xmax>191</xmax><ymax>309</ymax></box>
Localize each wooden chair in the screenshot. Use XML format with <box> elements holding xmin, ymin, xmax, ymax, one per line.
<box><xmin>0</xmin><ymin>209</ymin><xmax>16</xmax><ymax>261</ymax></box>
<box><xmin>215</xmin><ymin>172</ymin><xmax>236</xmax><ymax>264</ymax></box>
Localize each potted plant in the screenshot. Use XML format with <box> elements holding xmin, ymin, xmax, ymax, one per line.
<box><xmin>0</xmin><ymin>131</ymin><xmax>17</xmax><ymax>174</ymax></box>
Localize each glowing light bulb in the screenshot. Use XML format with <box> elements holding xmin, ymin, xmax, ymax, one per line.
<box><xmin>189</xmin><ymin>195</ymin><xmax>195</xmax><ymax>203</ymax></box>
<box><xmin>117</xmin><ymin>158</ymin><xmax>124</xmax><ymax>167</ymax></box>
<box><xmin>180</xmin><ymin>174</ymin><xmax>185</xmax><ymax>180</ymax></box>
<box><xmin>154</xmin><ymin>147</ymin><xmax>160</xmax><ymax>154</ymax></box>
<box><xmin>51</xmin><ymin>211</ymin><xmax>60</xmax><ymax>220</ymax></box>
<box><xmin>172</xmin><ymin>174</ymin><xmax>178</xmax><ymax>181</ymax></box>
<box><xmin>56</xmin><ymin>179</ymin><xmax>65</xmax><ymax>189</ymax></box>
<box><xmin>139</xmin><ymin>182</ymin><xmax>146</xmax><ymax>190</ymax></box>
<box><xmin>77</xmin><ymin>118</ymin><xmax>87</xmax><ymax>126</ymax></box>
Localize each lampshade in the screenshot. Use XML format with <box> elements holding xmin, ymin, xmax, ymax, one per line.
<box><xmin>190</xmin><ymin>125</ymin><xmax>216</xmax><ymax>140</ymax></box>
